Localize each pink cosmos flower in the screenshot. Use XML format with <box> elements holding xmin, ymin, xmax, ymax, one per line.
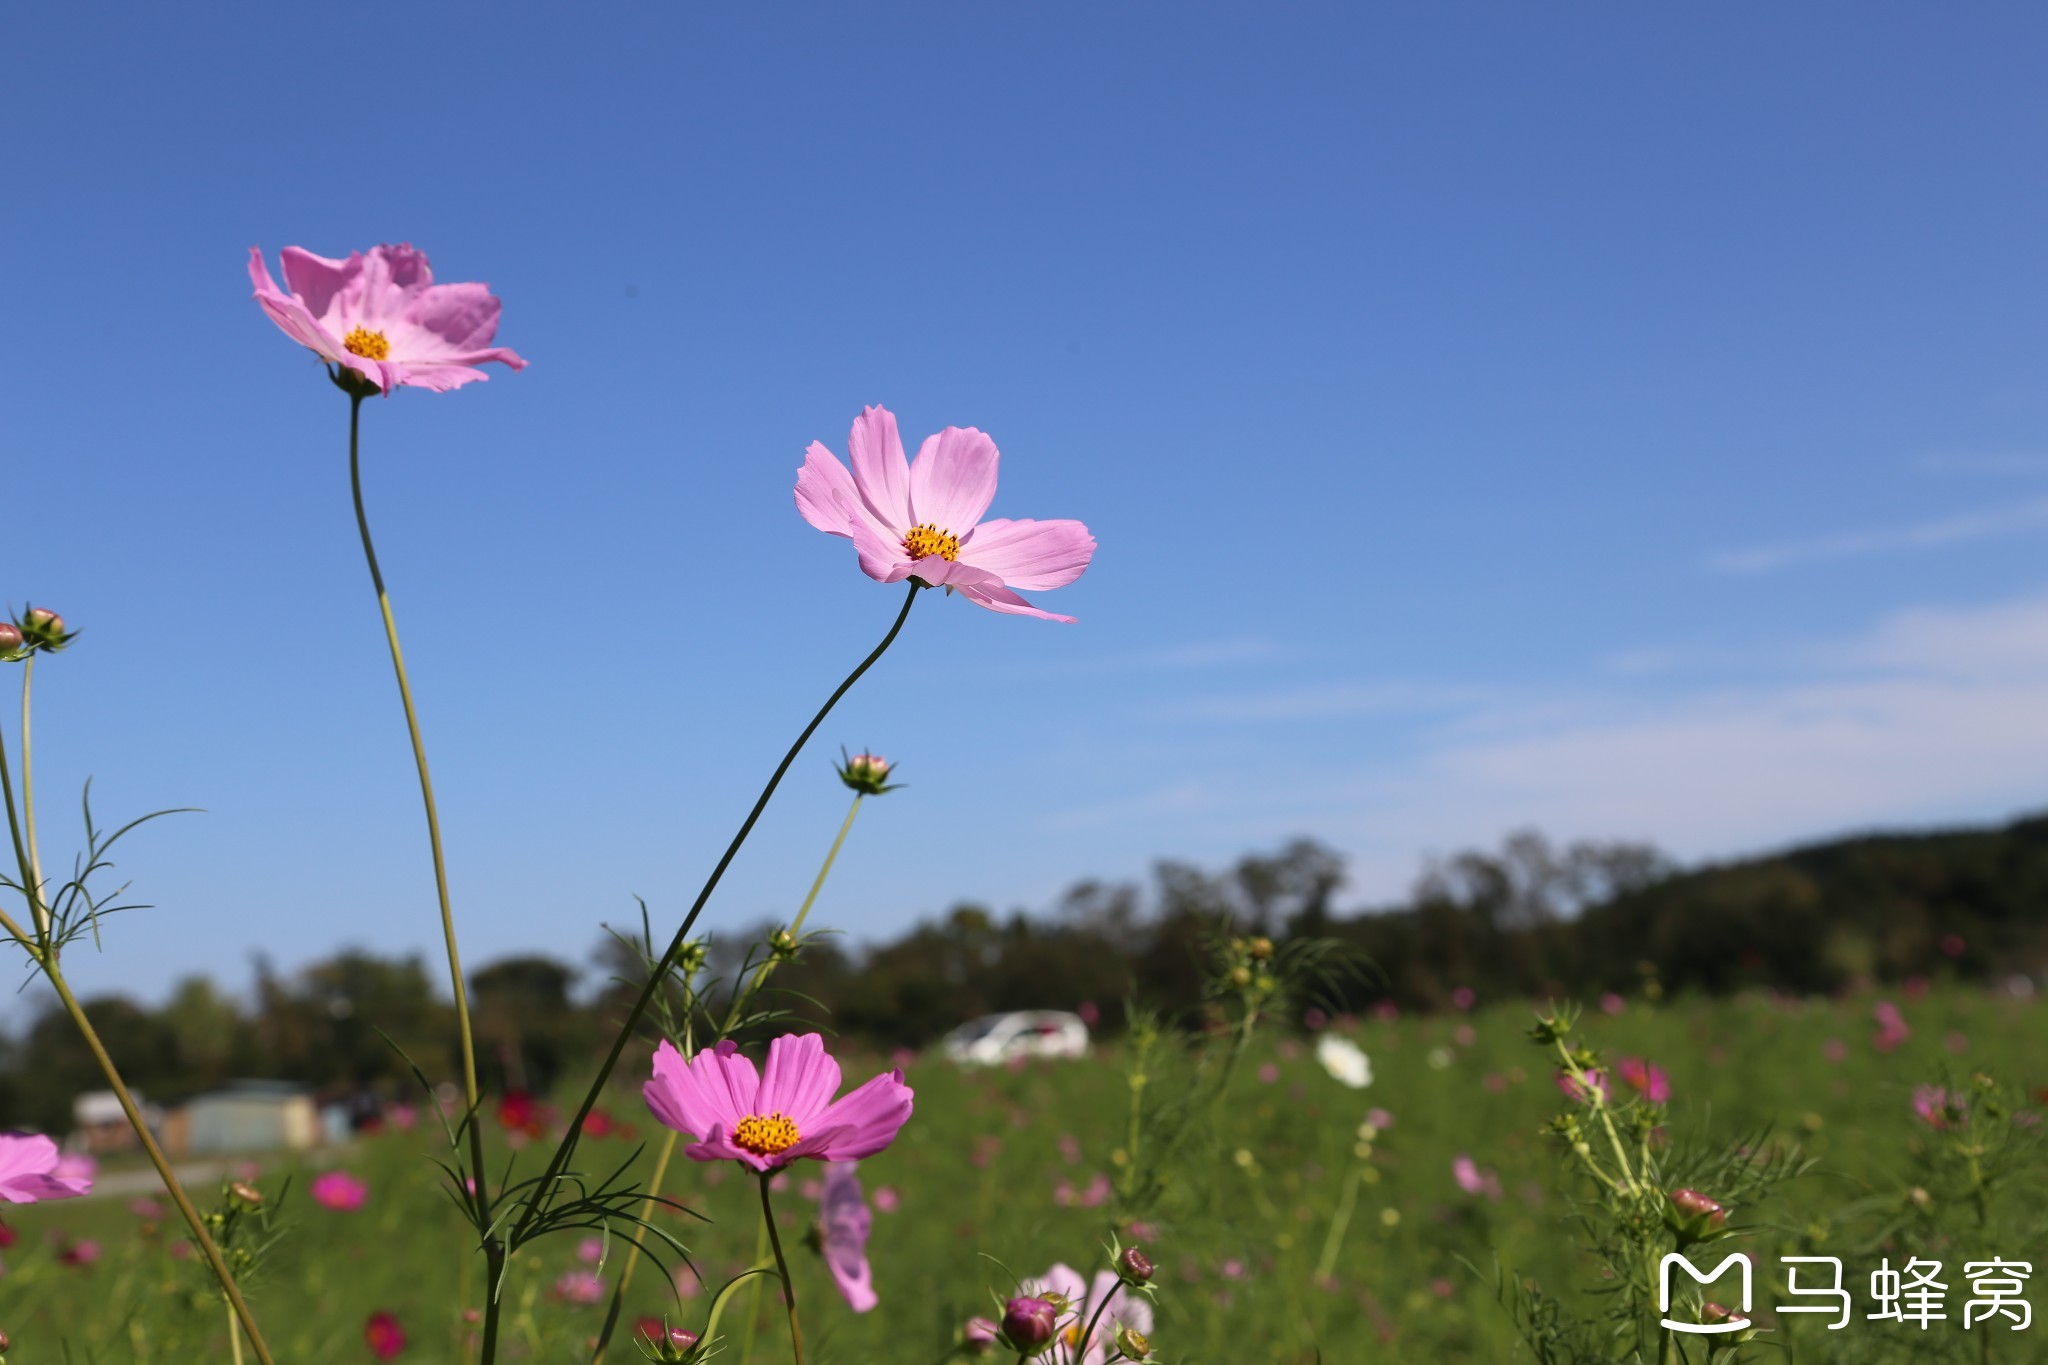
<box><xmin>365</xmin><ymin>1310</ymin><xmax>407</xmax><ymax>1360</ymax></box>
<box><xmin>309</xmin><ymin>1170</ymin><xmax>367</xmax><ymax>1211</ymax></box>
<box><xmin>873</xmin><ymin>1185</ymin><xmax>900</xmax><ymax>1213</ymax></box>
<box><xmin>1616</xmin><ymin>1056</ymin><xmax>1672</xmax><ymax>1104</ymax></box>
<box><xmin>1024</xmin><ymin>1264</ymin><xmax>1153</xmax><ymax>1365</ymax></box>
<box><xmin>1452</xmin><ymin>1155</ymin><xmax>1503</xmax><ymax>1201</ymax></box>
<box><xmin>0</xmin><ymin>1136</ymin><xmax>92</xmax><ymax>1203</ymax></box>
<box><xmin>1556</xmin><ymin>1069</ymin><xmax>1611</xmax><ymax>1104</ymax></box>
<box><xmin>1913</xmin><ymin>1086</ymin><xmax>1965</xmax><ymax>1130</ymax></box>
<box><xmin>818</xmin><ymin>1161</ymin><xmax>877</xmax><ymax>1312</ymax></box>
<box><xmin>248</xmin><ymin>244</ymin><xmax>527</xmax><ymax>396</ymax></box>
<box><xmin>795</xmin><ymin>406</ymin><xmax>1096</xmax><ymax>622</ymax></box>
<box><xmin>644</xmin><ymin>1033</ymin><xmax>914</xmax><ymax>1173</ymax></box>
<box><xmin>553</xmin><ymin>1269</ymin><xmax>606</xmax><ymax>1305</ymax></box>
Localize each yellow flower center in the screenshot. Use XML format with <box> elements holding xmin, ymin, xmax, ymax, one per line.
<box><xmin>903</xmin><ymin>523</ymin><xmax>960</xmax><ymax>561</ymax></box>
<box><xmin>343</xmin><ymin>327</ymin><xmax>391</xmax><ymax>361</ymax></box>
<box><xmin>731</xmin><ymin>1112</ymin><xmax>802</xmax><ymax>1157</ymax></box>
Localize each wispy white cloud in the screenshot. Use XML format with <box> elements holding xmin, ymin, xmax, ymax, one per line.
<box><xmin>1047</xmin><ymin>591</ymin><xmax>2048</xmax><ymax>901</ymax></box>
<box><xmin>1707</xmin><ymin>497</ymin><xmax>2048</xmax><ymax>574</ymax></box>
<box><xmin>1154</xmin><ymin>680</ymin><xmax>1487</xmax><ymax>722</ymax></box>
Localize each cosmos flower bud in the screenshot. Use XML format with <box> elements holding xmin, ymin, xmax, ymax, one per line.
<box><xmin>769</xmin><ymin>928</ymin><xmax>799</xmax><ymax>960</ymax></box>
<box><xmin>1001</xmin><ymin>1296</ymin><xmax>1060</xmax><ymax>1354</ymax></box>
<box><xmin>1665</xmin><ymin>1187</ymin><xmax>1728</xmax><ymax>1244</ymax></box>
<box><xmin>18</xmin><ymin>608</ymin><xmax>70</xmax><ymax>654</ymax></box>
<box><xmin>837</xmin><ymin>751</ymin><xmax>899</xmax><ymax>796</ymax></box>
<box><xmin>0</xmin><ymin>623</ymin><xmax>21</xmax><ymax>660</ymax></box>
<box><xmin>1228</xmin><ymin>965</ymin><xmax>1252</xmax><ymax>988</ymax></box>
<box><xmin>1118</xmin><ymin>1246</ymin><xmax>1155</xmax><ymax>1285</ymax></box>
<box><xmin>1248</xmin><ymin>936</ymin><xmax>1274</xmax><ymax>960</ymax></box>
<box><xmin>1115</xmin><ymin>1325</ymin><xmax>1153</xmax><ymax>1360</ymax></box>
<box><xmin>230</xmin><ymin>1181</ymin><xmax>264</xmax><ymax>1206</ymax></box>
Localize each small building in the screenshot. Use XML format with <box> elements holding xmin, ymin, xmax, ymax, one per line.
<box><xmin>162</xmin><ymin>1082</ymin><xmax>320</xmax><ymax>1156</ymax></box>
<box><xmin>72</xmin><ymin>1089</ymin><xmax>158</xmax><ymax>1153</ymax></box>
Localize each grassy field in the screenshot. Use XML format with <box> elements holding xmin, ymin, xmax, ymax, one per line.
<box><xmin>6</xmin><ymin>982</ymin><xmax>2046</xmax><ymax>1363</ymax></box>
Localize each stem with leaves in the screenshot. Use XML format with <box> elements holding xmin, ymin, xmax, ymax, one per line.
<box><xmin>0</xmin><ymin>677</ymin><xmax>277</xmax><ymax>1365</ymax></box>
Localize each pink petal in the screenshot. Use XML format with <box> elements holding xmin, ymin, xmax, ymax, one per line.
<box><xmin>277</xmin><ymin>246</ymin><xmax>364</xmax><ymax>330</ymax></box>
<box><xmin>684</xmin><ymin>1126</ymin><xmax>775</xmax><ymax>1172</ymax></box>
<box><xmin>953</xmin><ymin>580</ymin><xmax>1076</xmax><ymax>624</ymax></box>
<box><xmin>907</xmin><ymin>426</ymin><xmax>999</xmax><ymax>536</ymax></box>
<box><xmin>810</xmin><ymin>1069</ymin><xmax>914</xmax><ymax>1161</ymax></box>
<box><xmin>401</xmin><ymin>281</ymin><xmax>507</xmax><ymax>353</ymax></box>
<box><xmin>1081</xmin><ymin>1270</ymin><xmax>1151</xmax><ymax>1365</ymax></box>
<box><xmin>757</xmin><ymin>1033</ymin><xmax>843</xmax><ymax>1129</ymax></box>
<box><xmin>878</xmin><ymin>556</ymin><xmax>998</xmax><ymax>591</ymax></box>
<box><xmin>382</xmin><ymin>361</ymin><xmax>497</xmax><ymax>393</ymax></box>
<box><xmin>1025</xmin><ymin>1263</ymin><xmax>1090</xmax><ymax>1309</ymax></box>
<box><xmin>798</xmin><ymin>444</ymin><xmax>899</xmax><ymax>549</ymax></box>
<box><xmin>846</xmin><ymin>407</ymin><xmax>913</xmax><ymax>532</ymax></box>
<box><xmin>352</xmin><ymin>243</ymin><xmax>435</xmax><ymax>328</ymax></box>
<box><xmin>958</xmin><ymin>518</ymin><xmax>1095</xmax><ymax>591</ymax></box>
<box><xmin>249</xmin><ymin>250</ymin><xmax>348</xmax><ymax>364</ymax></box>
<box><xmin>644</xmin><ymin>1040</ymin><xmax>757</xmax><ymax>1139</ymax></box>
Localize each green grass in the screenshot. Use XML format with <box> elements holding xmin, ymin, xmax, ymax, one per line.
<box><xmin>6</xmin><ymin>982</ymin><xmax>2046</xmax><ymax>1363</ymax></box>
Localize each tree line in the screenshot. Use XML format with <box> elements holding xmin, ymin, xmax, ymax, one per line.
<box><xmin>6</xmin><ymin>814</ymin><xmax>2045</xmax><ymax>1132</ymax></box>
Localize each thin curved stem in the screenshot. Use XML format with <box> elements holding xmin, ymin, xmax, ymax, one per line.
<box><xmin>18</xmin><ymin>658</ymin><xmax>47</xmax><ymax>942</ymax></box>
<box><xmin>759</xmin><ymin>1172</ymin><xmax>806</xmax><ymax>1365</ymax></box>
<box><xmin>348</xmin><ymin>396</ymin><xmax>495</xmax><ymax>1243</ymax></box>
<box><xmin>1077</xmin><ymin>1281</ymin><xmax>1121</xmax><ymax>1364</ymax></box>
<box><xmin>506</xmin><ymin>584</ymin><xmax>920</xmax><ymax>1253</ymax></box>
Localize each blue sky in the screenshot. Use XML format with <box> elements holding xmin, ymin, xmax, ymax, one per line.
<box><xmin>6</xmin><ymin>3</ymin><xmax>2047</xmax><ymax>1004</ymax></box>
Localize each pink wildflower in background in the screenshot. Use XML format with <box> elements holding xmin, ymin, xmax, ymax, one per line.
<box><xmin>248</xmin><ymin>244</ymin><xmax>527</xmax><ymax>395</ymax></box>
<box><xmin>819</xmin><ymin>1161</ymin><xmax>877</xmax><ymax>1312</ymax></box>
<box><xmin>796</xmin><ymin>405</ymin><xmax>1097</xmax><ymax>621</ymax></box>
<box><xmin>58</xmin><ymin>1237</ymin><xmax>101</xmax><ymax>1266</ymax></box>
<box><xmin>1451</xmin><ymin>986</ymin><xmax>1477</xmax><ymax>1011</ymax></box>
<box><xmin>1557</xmin><ymin>1070</ymin><xmax>1611</xmax><ymax>1104</ymax></box>
<box><xmin>1600</xmin><ymin>992</ymin><xmax>1627</xmax><ymax>1015</ymax></box>
<box><xmin>129</xmin><ymin>1198</ymin><xmax>165</xmax><ymax>1219</ymax></box>
<box><xmin>1913</xmin><ymin>1086</ymin><xmax>1964</xmax><ymax>1130</ymax></box>
<box><xmin>310</xmin><ymin>1170</ymin><xmax>367</xmax><ymax>1211</ymax></box>
<box><xmin>0</xmin><ymin>1135</ymin><xmax>93</xmax><ymax>1203</ymax></box>
<box><xmin>575</xmin><ymin>1236</ymin><xmax>605</xmax><ymax>1265</ymax></box>
<box><xmin>1452</xmin><ymin>1155</ymin><xmax>1503</xmax><ymax>1201</ymax></box>
<box><xmin>1822</xmin><ymin>1038</ymin><xmax>1848</xmax><ymax>1064</ymax></box>
<box><xmin>873</xmin><ymin>1185</ymin><xmax>900</xmax><ymax>1213</ymax></box>
<box><xmin>365</xmin><ymin>1311</ymin><xmax>406</xmax><ymax>1360</ymax></box>
<box><xmin>1615</xmin><ymin>1056</ymin><xmax>1672</xmax><ymax>1103</ymax></box>
<box><xmin>1365</xmin><ymin>1108</ymin><xmax>1394</xmax><ymax>1131</ymax></box>
<box><xmin>645</xmin><ymin>1032</ymin><xmax>914</xmax><ymax>1172</ymax></box>
<box><xmin>553</xmin><ymin>1269</ymin><xmax>606</xmax><ymax>1306</ymax></box>
<box><xmin>1872</xmin><ymin>1001</ymin><xmax>1910</xmax><ymax>1052</ymax></box>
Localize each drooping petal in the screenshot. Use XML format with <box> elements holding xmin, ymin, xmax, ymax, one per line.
<box><xmin>645</xmin><ymin>1040</ymin><xmax>758</xmax><ymax>1141</ymax></box>
<box><xmin>684</xmin><ymin>1125</ymin><xmax>776</xmax><ymax>1172</ymax></box>
<box><xmin>756</xmin><ymin>1033</ymin><xmax>843</xmax><ymax>1129</ymax></box>
<box><xmin>400</xmin><ymin>281</ymin><xmax>506</xmax><ymax>353</ymax></box>
<box><xmin>820</xmin><ymin>1163</ymin><xmax>877</xmax><ymax>1312</ymax></box>
<box><xmin>957</xmin><ymin>518</ymin><xmax>1096</xmax><ymax>591</ymax></box>
<box><xmin>846</xmin><ymin>407</ymin><xmax>913</xmax><ymax>532</ymax></box>
<box><xmin>953</xmin><ymin>580</ymin><xmax>1077</xmax><ymax>624</ymax></box>
<box><xmin>907</xmin><ymin>426</ymin><xmax>999</xmax><ymax>536</ymax></box>
<box><xmin>877</xmin><ymin>556</ymin><xmax>999</xmax><ymax>591</ymax></box>
<box><xmin>249</xmin><ymin>249</ymin><xmax>349</xmax><ymax>363</ymax></box>
<box><xmin>381</xmin><ymin>361</ymin><xmax>497</xmax><ymax>393</ymax></box>
<box><xmin>809</xmin><ymin>1069</ymin><xmax>914</xmax><ymax>1161</ymax></box>
<box><xmin>0</xmin><ymin>1134</ymin><xmax>88</xmax><ymax>1203</ymax></box>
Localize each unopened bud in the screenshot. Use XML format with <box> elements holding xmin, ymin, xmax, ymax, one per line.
<box><xmin>1001</xmin><ymin>1296</ymin><xmax>1059</xmax><ymax>1353</ymax></box>
<box><xmin>1228</xmin><ymin>966</ymin><xmax>1252</xmax><ymax>988</ymax></box>
<box><xmin>1908</xmin><ymin>1186</ymin><xmax>1932</xmax><ymax>1210</ymax></box>
<box><xmin>229</xmin><ymin>1182</ymin><xmax>263</xmax><ymax>1206</ymax></box>
<box><xmin>1670</xmin><ymin>1188</ymin><xmax>1725</xmax><ymax>1224</ymax></box>
<box><xmin>657</xmin><ymin>1326</ymin><xmax>701</xmax><ymax>1361</ymax></box>
<box><xmin>0</xmin><ymin>623</ymin><xmax>21</xmax><ymax>661</ymax></box>
<box><xmin>1115</xmin><ymin>1325</ymin><xmax>1152</xmax><ymax>1360</ymax></box>
<box><xmin>1249</xmin><ymin>936</ymin><xmax>1274</xmax><ymax>959</ymax></box>
<box><xmin>18</xmin><ymin>608</ymin><xmax>70</xmax><ymax>653</ymax></box>
<box><xmin>1118</xmin><ymin>1245</ymin><xmax>1154</xmax><ymax>1284</ymax></box>
<box><xmin>769</xmin><ymin>928</ymin><xmax>798</xmax><ymax>959</ymax></box>
<box><xmin>837</xmin><ymin>751</ymin><xmax>898</xmax><ymax>795</ymax></box>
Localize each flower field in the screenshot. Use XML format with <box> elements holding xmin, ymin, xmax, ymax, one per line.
<box><xmin>4</xmin><ymin>983</ymin><xmax>2041</xmax><ymax>1363</ymax></box>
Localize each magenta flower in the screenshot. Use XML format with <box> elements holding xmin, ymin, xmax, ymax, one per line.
<box><xmin>1556</xmin><ymin>1069</ymin><xmax>1611</xmax><ymax>1104</ymax></box>
<box><xmin>796</xmin><ymin>406</ymin><xmax>1096</xmax><ymax>622</ymax></box>
<box><xmin>1451</xmin><ymin>1155</ymin><xmax>1502</xmax><ymax>1201</ymax></box>
<box><xmin>309</xmin><ymin>1170</ymin><xmax>367</xmax><ymax>1211</ymax></box>
<box><xmin>1913</xmin><ymin>1085</ymin><xmax>1965</xmax><ymax>1130</ymax></box>
<box><xmin>0</xmin><ymin>1136</ymin><xmax>92</xmax><ymax>1203</ymax></box>
<box><xmin>553</xmin><ymin>1269</ymin><xmax>606</xmax><ymax>1306</ymax></box>
<box><xmin>644</xmin><ymin>1033</ymin><xmax>914</xmax><ymax>1173</ymax></box>
<box><xmin>248</xmin><ymin>244</ymin><xmax>527</xmax><ymax>396</ymax></box>
<box><xmin>1616</xmin><ymin>1056</ymin><xmax>1672</xmax><ymax>1103</ymax></box>
<box><xmin>818</xmin><ymin>1161</ymin><xmax>877</xmax><ymax>1312</ymax></box>
<box><xmin>1024</xmin><ymin>1265</ymin><xmax>1153</xmax><ymax>1365</ymax></box>
<box><xmin>365</xmin><ymin>1310</ymin><xmax>407</xmax><ymax>1361</ymax></box>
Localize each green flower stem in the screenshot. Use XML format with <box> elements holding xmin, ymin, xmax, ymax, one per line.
<box><xmin>1555</xmin><ymin>1038</ymin><xmax>1638</xmax><ymax>1196</ymax></box>
<box><xmin>18</xmin><ymin>657</ymin><xmax>46</xmax><ymax>941</ymax></box>
<box><xmin>740</xmin><ymin>1212</ymin><xmax>774</xmax><ymax>1365</ymax></box>
<box><xmin>0</xmin><ymin>674</ymin><xmax>276</xmax><ymax>1365</ymax></box>
<box><xmin>598</xmin><ymin>795</ymin><xmax>866</xmax><ymax>1364</ymax></box>
<box><xmin>1314</xmin><ymin>1163</ymin><xmax>1363</xmax><ymax>1283</ymax></box>
<box><xmin>492</xmin><ymin>583</ymin><xmax>919</xmax><ymax>1365</ymax></box>
<box><xmin>758</xmin><ymin>1172</ymin><xmax>807</xmax><ymax>1365</ymax></box>
<box><xmin>722</xmin><ymin>793</ymin><xmax>863</xmax><ymax>1034</ymax></box>
<box><xmin>1076</xmin><ymin>1280</ymin><xmax>1122</xmax><ymax>1363</ymax></box>
<box><xmin>348</xmin><ymin>396</ymin><xmax>497</xmax><ymax>1284</ymax></box>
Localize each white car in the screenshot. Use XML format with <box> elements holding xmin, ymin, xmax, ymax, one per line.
<box><xmin>942</xmin><ymin>1010</ymin><xmax>1091</xmax><ymax>1066</ymax></box>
